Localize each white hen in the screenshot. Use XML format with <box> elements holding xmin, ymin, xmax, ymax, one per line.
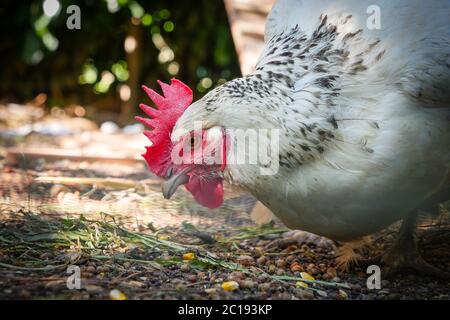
<box><xmin>165</xmin><ymin>0</ymin><xmax>450</xmax><ymax>277</ymax></box>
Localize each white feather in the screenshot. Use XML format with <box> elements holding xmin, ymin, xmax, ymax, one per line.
<box><xmin>174</xmin><ymin>0</ymin><xmax>450</xmax><ymax>241</ymax></box>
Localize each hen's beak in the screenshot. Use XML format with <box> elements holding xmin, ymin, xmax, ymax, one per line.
<box><xmin>162</xmin><ymin>168</ymin><xmax>190</xmax><ymax>199</ymax></box>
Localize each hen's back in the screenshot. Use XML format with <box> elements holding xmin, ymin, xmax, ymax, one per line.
<box><xmin>264</xmin><ymin>0</ymin><xmax>450</xmax><ymax>108</ymax></box>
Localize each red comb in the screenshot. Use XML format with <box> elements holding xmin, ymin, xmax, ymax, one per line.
<box><xmin>135</xmin><ymin>79</ymin><xmax>193</xmax><ymax>177</ymax></box>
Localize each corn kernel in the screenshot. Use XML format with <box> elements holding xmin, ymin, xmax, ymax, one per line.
<box><xmin>182</xmin><ymin>252</ymin><xmax>195</xmax><ymax>261</ymax></box>
<box><xmin>300</xmin><ymin>272</ymin><xmax>315</xmax><ymax>281</ymax></box>
<box><xmin>295</xmin><ymin>281</ymin><xmax>309</xmax><ymax>289</ymax></box>
<box><xmin>109</xmin><ymin>289</ymin><xmax>127</xmax><ymax>300</ymax></box>
<box><xmin>221</xmin><ymin>281</ymin><xmax>239</xmax><ymax>291</ymax></box>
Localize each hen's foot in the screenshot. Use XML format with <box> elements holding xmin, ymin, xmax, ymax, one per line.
<box><xmin>335</xmin><ymin>243</ymin><xmax>450</xmax><ymax>280</ymax></box>
<box><xmin>377</xmin><ymin>241</ymin><xmax>450</xmax><ymax>280</ymax></box>
<box><xmin>335</xmin><ymin>237</ymin><xmax>372</xmax><ymax>271</ymax></box>
<box><xmin>365</xmin><ymin>212</ymin><xmax>450</xmax><ymax>280</ymax></box>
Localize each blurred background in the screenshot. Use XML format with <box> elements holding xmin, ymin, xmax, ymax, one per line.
<box><xmin>0</xmin><ymin>0</ymin><xmax>244</xmax><ymax>124</ymax></box>
<box><xmin>0</xmin><ymin>0</ymin><xmax>274</xmax><ymax>226</ymax></box>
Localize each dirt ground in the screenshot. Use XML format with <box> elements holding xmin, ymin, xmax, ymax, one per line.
<box><xmin>0</xmin><ymin>104</ymin><xmax>449</xmax><ymax>300</ymax></box>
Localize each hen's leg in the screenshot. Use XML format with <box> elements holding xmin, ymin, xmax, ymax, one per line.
<box><xmin>379</xmin><ymin>211</ymin><xmax>450</xmax><ymax>280</ymax></box>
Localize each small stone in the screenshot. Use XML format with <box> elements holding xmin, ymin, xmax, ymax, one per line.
<box><xmin>257</xmin><ymin>275</ymin><xmax>270</xmax><ymax>283</ymax></box>
<box><xmin>274</xmin><ymin>292</ymin><xmax>292</xmax><ymax>300</ymax></box>
<box><xmin>187</xmin><ymin>275</ymin><xmax>197</xmax><ymax>283</ymax></box>
<box><xmin>17</xmin><ymin>289</ymin><xmax>31</xmax><ymax>299</ymax></box>
<box><xmin>229</xmin><ymin>271</ymin><xmax>246</xmax><ymax>281</ymax></box>
<box><xmin>276</xmin><ymin>268</ymin><xmax>285</xmax><ymax>276</ymax></box>
<box><xmin>124</xmin><ymin>280</ymin><xmax>145</xmax><ymax>288</ymax></box>
<box><xmin>326</xmin><ymin>267</ymin><xmax>337</xmax><ymax>278</ymax></box>
<box><xmin>96</xmin><ymin>265</ymin><xmax>110</xmax><ymax>273</ymax></box>
<box><xmin>286</xmin><ymin>255</ymin><xmax>296</xmax><ymax>263</ymax></box>
<box><xmin>306</xmin><ymin>263</ymin><xmax>317</xmax><ymax>273</ymax></box>
<box><xmin>290</xmin><ymin>262</ymin><xmax>304</xmax><ymax>272</ymax></box>
<box><xmin>350</xmin><ymin>283</ymin><xmax>362</xmax><ymax>292</ymax></box>
<box><xmin>328</xmin><ymin>292</ymin><xmax>341</xmax><ymax>300</ymax></box>
<box><xmin>205</xmin><ymin>288</ymin><xmax>217</xmax><ymax>294</ymax></box>
<box><xmin>175</xmin><ymin>283</ymin><xmax>187</xmax><ymax>292</ymax></box>
<box><xmin>275</xmin><ymin>259</ymin><xmax>287</xmax><ymax>268</ymax></box>
<box><xmin>85</xmin><ymin>265</ymin><xmax>96</xmax><ymax>273</ymax></box>
<box><xmin>84</xmin><ymin>285</ymin><xmax>103</xmax><ymax>293</ymax></box>
<box><xmin>293</xmin><ymin>288</ymin><xmax>314</xmax><ymax>299</ymax></box>
<box><xmin>256</xmin><ymin>256</ymin><xmax>268</xmax><ymax>265</ymax></box>
<box><xmin>316</xmin><ymin>289</ymin><xmax>328</xmax><ymax>298</ymax></box>
<box><xmin>321</xmin><ymin>273</ymin><xmax>332</xmax><ymax>280</ymax></box>
<box><xmin>338</xmin><ymin>289</ymin><xmax>348</xmax><ymax>299</ymax></box>
<box><xmin>70</xmin><ymin>292</ymin><xmax>90</xmax><ymax>300</ymax></box>
<box><xmin>268</xmin><ymin>264</ymin><xmax>277</xmax><ymax>273</ymax></box>
<box><xmin>254</xmin><ymin>247</ymin><xmax>264</xmax><ymax>257</ymax></box>
<box><xmin>236</xmin><ymin>255</ymin><xmax>255</xmax><ymax>266</ymax></box>
<box><xmin>239</xmin><ymin>280</ymin><xmax>256</xmax><ymax>289</ymax></box>
<box><xmin>309</xmin><ymin>268</ymin><xmax>320</xmax><ymax>275</ymax></box>
<box><xmin>258</xmin><ymin>283</ymin><xmax>271</xmax><ymax>291</ymax></box>
<box><xmin>180</xmin><ymin>264</ymin><xmax>190</xmax><ymax>273</ymax></box>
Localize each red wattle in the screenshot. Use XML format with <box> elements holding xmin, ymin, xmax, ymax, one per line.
<box><xmin>185</xmin><ymin>176</ymin><xmax>224</xmax><ymax>209</ymax></box>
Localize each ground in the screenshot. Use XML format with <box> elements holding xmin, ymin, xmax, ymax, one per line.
<box><xmin>0</xmin><ymin>103</ymin><xmax>449</xmax><ymax>300</ymax></box>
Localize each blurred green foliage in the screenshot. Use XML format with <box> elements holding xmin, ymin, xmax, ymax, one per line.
<box><xmin>0</xmin><ymin>0</ymin><xmax>240</xmax><ymax>115</ymax></box>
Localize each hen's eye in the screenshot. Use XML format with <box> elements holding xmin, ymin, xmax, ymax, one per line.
<box><xmin>189</xmin><ymin>134</ymin><xmax>202</xmax><ymax>149</ymax></box>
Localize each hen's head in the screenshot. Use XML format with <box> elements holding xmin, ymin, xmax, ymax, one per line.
<box><xmin>136</xmin><ymin>79</ymin><xmax>227</xmax><ymax>209</ymax></box>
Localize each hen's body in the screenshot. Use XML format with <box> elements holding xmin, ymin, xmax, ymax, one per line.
<box><xmin>258</xmin><ymin>0</ymin><xmax>450</xmax><ymax>241</ymax></box>
<box><xmin>174</xmin><ymin>0</ymin><xmax>450</xmax><ymax>242</ymax></box>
